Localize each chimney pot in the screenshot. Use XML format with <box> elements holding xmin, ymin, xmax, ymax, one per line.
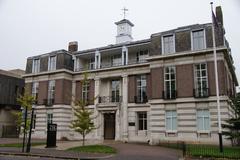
<box><xmin>68</xmin><ymin>41</ymin><xmax>78</xmax><ymax>52</ymax></box>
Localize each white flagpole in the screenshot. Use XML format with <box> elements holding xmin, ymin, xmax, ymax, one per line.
<box><xmin>210</xmin><ymin>2</ymin><xmax>223</xmax><ymax>152</ymax></box>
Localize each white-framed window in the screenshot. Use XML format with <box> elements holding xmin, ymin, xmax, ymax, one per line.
<box><xmin>32</xmin><ymin>59</ymin><xmax>40</xmax><ymax>73</ymax></box>
<box><xmin>162</xmin><ymin>34</ymin><xmax>175</xmax><ymax>54</ymax></box>
<box><xmin>194</xmin><ymin>63</ymin><xmax>208</xmax><ymax>97</ymax></box>
<box><xmin>47</xmin><ymin>113</ymin><xmax>53</xmax><ymax>124</ymax></box>
<box><xmin>32</xmin><ymin>82</ymin><xmax>39</xmax><ymax>101</ymax></box>
<box><xmin>166</xmin><ymin>110</ymin><xmax>177</xmax><ymax>131</ymax></box>
<box><xmin>111</xmin><ymin>79</ymin><xmax>120</xmax><ymax>102</ymax></box>
<box><xmin>191</xmin><ymin>29</ymin><xmax>206</xmax><ymax>51</ymax></box>
<box><xmin>137</xmin><ymin>50</ymin><xmax>148</xmax><ymax>63</ymax></box>
<box><xmin>82</xmin><ymin>81</ymin><xmax>90</xmax><ymax>102</ymax></box>
<box><xmin>111</xmin><ymin>54</ymin><xmax>122</xmax><ymax>67</ymax></box>
<box><xmin>197</xmin><ymin>109</ymin><xmax>210</xmax><ymax>131</ymax></box>
<box><xmin>48</xmin><ymin>80</ymin><xmax>55</xmax><ymax>102</ymax></box>
<box><xmin>164</xmin><ymin>66</ymin><xmax>176</xmax><ymax>99</ymax></box>
<box><xmin>136</xmin><ymin>75</ymin><xmax>147</xmax><ymax>103</ymax></box>
<box><xmin>89</xmin><ymin>58</ymin><xmax>95</xmax><ymax>70</ymax></box>
<box><xmin>138</xmin><ymin>112</ymin><xmax>147</xmax><ymax>130</ymax></box>
<box><xmin>48</xmin><ymin>56</ymin><xmax>56</xmax><ymax>71</ymax></box>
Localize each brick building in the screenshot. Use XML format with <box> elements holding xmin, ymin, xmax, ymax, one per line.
<box><xmin>0</xmin><ymin>69</ymin><xmax>24</xmax><ymax>137</ymax></box>
<box><xmin>23</xmin><ymin>6</ymin><xmax>238</xmax><ymax>144</ymax></box>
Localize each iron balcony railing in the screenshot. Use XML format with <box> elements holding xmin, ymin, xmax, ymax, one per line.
<box><xmin>193</xmin><ymin>88</ymin><xmax>209</xmax><ymax>98</ymax></box>
<box><xmin>98</xmin><ymin>96</ymin><xmax>122</xmax><ymax>104</ymax></box>
<box><xmin>162</xmin><ymin>90</ymin><xmax>177</xmax><ymax>100</ymax></box>
<box><xmin>74</xmin><ymin>58</ymin><xmax>148</xmax><ymax>71</ymax></box>
<box><xmin>134</xmin><ymin>95</ymin><xmax>148</xmax><ymax>103</ymax></box>
<box><xmin>43</xmin><ymin>99</ymin><xmax>54</xmax><ymax>106</ymax></box>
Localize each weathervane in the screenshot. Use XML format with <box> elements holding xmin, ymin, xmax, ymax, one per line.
<box><xmin>122</xmin><ymin>7</ymin><xmax>128</xmax><ymax>19</ymax></box>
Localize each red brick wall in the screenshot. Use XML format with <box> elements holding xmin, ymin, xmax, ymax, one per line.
<box><xmin>89</xmin><ymin>80</ymin><xmax>95</xmax><ymax>105</ymax></box>
<box><xmin>208</xmin><ymin>60</ymin><xmax>227</xmax><ymax>96</ymax></box>
<box><xmin>151</xmin><ymin>67</ymin><xmax>164</xmax><ymax>99</ymax></box>
<box><xmin>38</xmin><ymin>81</ymin><xmax>48</xmax><ymax>105</ymax></box>
<box><xmin>176</xmin><ymin>64</ymin><xmax>194</xmax><ymax>98</ymax></box>
<box><xmin>128</xmin><ymin>75</ymin><xmax>136</xmax><ymax>103</ymax></box>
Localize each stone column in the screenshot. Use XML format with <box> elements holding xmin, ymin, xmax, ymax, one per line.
<box><xmin>94</xmin><ymin>78</ymin><xmax>101</xmax><ymax>139</ymax></box>
<box><xmin>122</xmin><ymin>74</ymin><xmax>128</xmax><ymax>141</ymax></box>
<box><xmin>70</xmin><ymin>80</ymin><xmax>76</xmax><ymax>139</ymax></box>
<box><xmin>122</xmin><ymin>46</ymin><xmax>128</xmax><ymax>65</ymax></box>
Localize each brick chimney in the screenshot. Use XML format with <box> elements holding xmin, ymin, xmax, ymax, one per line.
<box><xmin>216</xmin><ymin>6</ymin><xmax>223</xmax><ymax>26</ymax></box>
<box><xmin>68</xmin><ymin>41</ymin><xmax>78</xmax><ymax>52</ymax></box>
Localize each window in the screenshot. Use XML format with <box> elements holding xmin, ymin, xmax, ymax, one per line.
<box><xmin>89</xmin><ymin>58</ymin><xmax>95</xmax><ymax>70</ymax></box>
<box><xmin>166</xmin><ymin>111</ymin><xmax>177</xmax><ymax>131</ymax></box>
<box><xmin>197</xmin><ymin>110</ymin><xmax>210</xmax><ymax>131</ymax></box>
<box><xmin>82</xmin><ymin>81</ymin><xmax>90</xmax><ymax>102</ymax></box>
<box><xmin>164</xmin><ymin>66</ymin><xmax>176</xmax><ymax>99</ymax></box>
<box><xmin>136</xmin><ymin>75</ymin><xmax>147</xmax><ymax>103</ymax></box>
<box><xmin>194</xmin><ymin>63</ymin><xmax>208</xmax><ymax>97</ymax></box>
<box><xmin>32</xmin><ymin>59</ymin><xmax>40</xmax><ymax>73</ymax></box>
<box><xmin>48</xmin><ymin>80</ymin><xmax>55</xmax><ymax>104</ymax></box>
<box><xmin>111</xmin><ymin>80</ymin><xmax>120</xmax><ymax>102</ymax></box>
<box><xmin>32</xmin><ymin>82</ymin><xmax>39</xmax><ymax>101</ymax></box>
<box><xmin>138</xmin><ymin>112</ymin><xmax>147</xmax><ymax>130</ymax></box>
<box><xmin>137</xmin><ymin>50</ymin><xmax>148</xmax><ymax>63</ymax></box>
<box><xmin>111</xmin><ymin>54</ymin><xmax>122</xmax><ymax>67</ymax></box>
<box><xmin>48</xmin><ymin>56</ymin><xmax>56</xmax><ymax>71</ymax></box>
<box><xmin>47</xmin><ymin>113</ymin><xmax>53</xmax><ymax>124</ymax></box>
<box><xmin>162</xmin><ymin>35</ymin><xmax>175</xmax><ymax>54</ymax></box>
<box><xmin>192</xmin><ymin>30</ymin><xmax>205</xmax><ymax>51</ymax></box>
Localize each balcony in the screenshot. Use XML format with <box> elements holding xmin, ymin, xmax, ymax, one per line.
<box><xmin>134</xmin><ymin>95</ymin><xmax>148</xmax><ymax>103</ymax></box>
<box><xmin>162</xmin><ymin>90</ymin><xmax>177</xmax><ymax>100</ymax></box>
<box><xmin>43</xmin><ymin>99</ymin><xmax>54</xmax><ymax>106</ymax></box>
<box><xmin>193</xmin><ymin>88</ymin><xmax>209</xmax><ymax>98</ymax></box>
<box><xmin>98</xmin><ymin>96</ymin><xmax>122</xmax><ymax>104</ymax></box>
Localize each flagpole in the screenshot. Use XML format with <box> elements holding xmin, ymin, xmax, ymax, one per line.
<box><xmin>210</xmin><ymin>2</ymin><xmax>223</xmax><ymax>153</ymax></box>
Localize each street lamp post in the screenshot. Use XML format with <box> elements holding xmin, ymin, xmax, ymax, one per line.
<box><xmin>26</xmin><ymin>105</ymin><xmax>35</xmax><ymax>153</ymax></box>
<box><xmin>22</xmin><ymin>107</ymin><xmax>28</xmax><ymax>153</ymax></box>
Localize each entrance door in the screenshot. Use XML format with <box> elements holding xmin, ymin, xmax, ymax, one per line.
<box><xmin>104</xmin><ymin>113</ymin><xmax>115</xmax><ymax>139</ymax></box>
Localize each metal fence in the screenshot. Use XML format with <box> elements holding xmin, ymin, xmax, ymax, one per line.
<box><xmin>158</xmin><ymin>141</ymin><xmax>240</xmax><ymax>159</ymax></box>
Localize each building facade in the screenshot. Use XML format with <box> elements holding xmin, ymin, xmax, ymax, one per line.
<box><xmin>23</xmin><ymin>6</ymin><xmax>238</xmax><ymax>144</ymax></box>
<box><xmin>0</xmin><ymin>69</ymin><xmax>24</xmax><ymax>137</ymax></box>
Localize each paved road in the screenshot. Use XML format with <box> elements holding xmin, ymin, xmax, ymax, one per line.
<box><xmin>105</xmin><ymin>143</ymin><xmax>182</xmax><ymax>160</ymax></box>
<box><xmin>0</xmin><ymin>155</ymin><xmax>60</xmax><ymax>160</ymax></box>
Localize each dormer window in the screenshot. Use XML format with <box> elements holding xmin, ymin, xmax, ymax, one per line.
<box><xmin>32</xmin><ymin>59</ymin><xmax>40</xmax><ymax>73</ymax></box>
<box><xmin>162</xmin><ymin>35</ymin><xmax>175</xmax><ymax>54</ymax></box>
<box><xmin>192</xmin><ymin>29</ymin><xmax>206</xmax><ymax>51</ymax></box>
<box><xmin>48</xmin><ymin>56</ymin><xmax>56</xmax><ymax>71</ymax></box>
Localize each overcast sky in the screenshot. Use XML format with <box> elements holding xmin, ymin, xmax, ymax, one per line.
<box><xmin>0</xmin><ymin>0</ymin><xmax>239</xmax><ymax>84</ymax></box>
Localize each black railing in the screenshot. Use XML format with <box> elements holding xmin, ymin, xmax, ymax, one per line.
<box><xmin>134</xmin><ymin>95</ymin><xmax>148</xmax><ymax>103</ymax></box>
<box><xmin>162</xmin><ymin>90</ymin><xmax>177</xmax><ymax>100</ymax></box>
<box><xmin>98</xmin><ymin>96</ymin><xmax>122</xmax><ymax>104</ymax></box>
<box><xmin>193</xmin><ymin>88</ymin><xmax>209</xmax><ymax>98</ymax></box>
<box><xmin>43</xmin><ymin>99</ymin><xmax>54</xmax><ymax>106</ymax></box>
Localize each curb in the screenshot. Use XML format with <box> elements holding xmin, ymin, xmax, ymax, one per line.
<box><xmin>0</xmin><ymin>151</ymin><xmax>115</xmax><ymax>160</ymax></box>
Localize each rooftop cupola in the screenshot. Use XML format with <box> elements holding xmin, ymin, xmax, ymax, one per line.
<box><xmin>115</xmin><ymin>8</ymin><xmax>134</xmax><ymax>44</ymax></box>
<box><xmin>115</xmin><ymin>19</ymin><xmax>134</xmax><ymax>44</ymax></box>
